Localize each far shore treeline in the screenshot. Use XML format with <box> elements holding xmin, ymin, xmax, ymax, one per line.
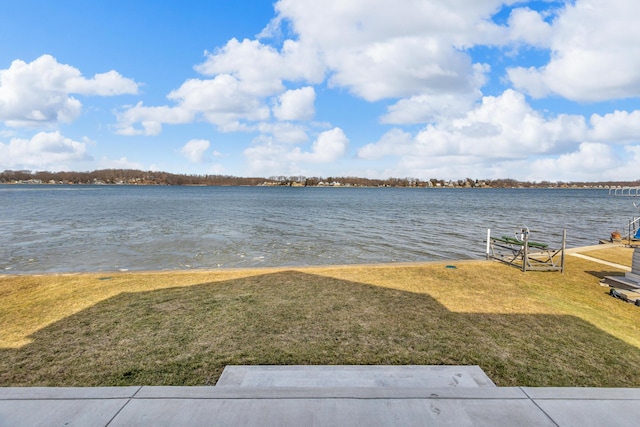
<box><xmin>1</xmin><ymin>169</ymin><xmax>639</xmax><ymax>189</ymax></box>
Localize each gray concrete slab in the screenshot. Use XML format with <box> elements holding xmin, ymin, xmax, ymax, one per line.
<box><xmin>0</xmin><ymin>386</ymin><xmax>140</xmax><ymax>400</ymax></box>
<box><xmin>2</xmin><ymin>385</ymin><xmax>640</xmax><ymax>426</ymax></box>
<box><xmin>216</xmin><ymin>365</ymin><xmax>496</xmax><ymax>388</ymax></box>
<box><xmin>523</xmin><ymin>387</ymin><xmax>640</xmax><ymax>427</ymax></box>
<box><xmin>2</xmin><ymin>367</ymin><xmax>640</xmax><ymax>426</ymax></box>
<box><xmin>135</xmin><ymin>386</ymin><xmax>526</xmax><ymax>399</ymax></box>
<box><xmin>0</xmin><ymin>398</ymin><xmax>128</xmax><ymax>427</ymax></box>
<box><xmin>110</xmin><ymin>396</ymin><xmax>554</xmax><ymax>427</ymax></box>
<box><xmin>533</xmin><ymin>399</ymin><xmax>640</xmax><ymax>427</ymax></box>
<box><xmin>523</xmin><ymin>387</ymin><xmax>640</xmax><ymax>400</ymax></box>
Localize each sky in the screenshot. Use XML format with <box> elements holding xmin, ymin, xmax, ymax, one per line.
<box><xmin>1</xmin><ymin>0</ymin><xmax>639</xmax><ymax>182</ymax></box>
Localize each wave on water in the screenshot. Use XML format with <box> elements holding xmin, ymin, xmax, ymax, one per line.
<box><xmin>0</xmin><ymin>185</ymin><xmax>635</xmax><ymax>273</ymax></box>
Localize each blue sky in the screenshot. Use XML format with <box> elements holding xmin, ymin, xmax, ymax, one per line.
<box><xmin>1</xmin><ymin>0</ymin><xmax>639</xmax><ymax>181</ymax></box>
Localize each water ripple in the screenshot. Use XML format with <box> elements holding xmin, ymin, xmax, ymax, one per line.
<box><xmin>1</xmin><ymin>185</ymin><xmax>636</xmax><ymax>273</ymax></box>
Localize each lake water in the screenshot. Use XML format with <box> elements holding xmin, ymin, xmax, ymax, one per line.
<box><xmin>1</xmin><ymin>185</ymin><xmax>637</xmax><ymax>274</ymax></box>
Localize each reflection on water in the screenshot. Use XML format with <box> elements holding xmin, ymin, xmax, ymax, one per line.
<box><xmin>0</xmin><ymin>185</ymin><xmax>635</xmax><ymax>273</ymax></box>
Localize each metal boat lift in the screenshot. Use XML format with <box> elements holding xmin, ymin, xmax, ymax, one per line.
<box><xmin>486</xmin><ymin>227</ymin><xmax>566</xmax><ymax>273</ymax></box>
<box><xmin>608</xmin><ymin>186</ymin><xmax>640</xmax><ymax>196</ymax></box>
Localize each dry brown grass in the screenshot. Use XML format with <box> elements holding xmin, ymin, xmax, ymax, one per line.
<box><xmin>580</xmin><ymin>245</ymin><xmax>635</xmax><ymax>266</ymax></box>
<box><xmin>1</xmin><ymin>246</ymin><xmax>639</xmax><ymax>387</ymax></box>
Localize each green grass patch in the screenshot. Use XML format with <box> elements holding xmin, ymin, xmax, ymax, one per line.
<box><xmin>1</xmin><ymin>247</ymin><xmax>639</xmax><ymax>387</ymax></box>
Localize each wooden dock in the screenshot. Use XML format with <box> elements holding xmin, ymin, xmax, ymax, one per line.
<box><xmin>603</xmin><ymin>247</ymin><xmax>640</xmax><ymax>291</ymax></box>
<box><xmin>602</xmin><ymin>247</ymin><xmax>640</xmax><ymax>306</ymax></box>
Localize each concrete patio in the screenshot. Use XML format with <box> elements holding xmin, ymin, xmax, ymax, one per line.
<box><xmin>1</xmin><ymin>366</ymin><xmax>639</xmax><ymax>426</ymax></box>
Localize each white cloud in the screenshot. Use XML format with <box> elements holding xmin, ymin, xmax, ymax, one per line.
<box><xmin>273</xmin><ymin>87</ymin><xmax>315</xmax><ymax>121</ymax></box>
<box><xmin>106</xmin><ymin>0</ymin><xmax>640</xmax><ymax>183</ymax></box>
<box><xmin>507</xmin><ymin>7</ymin><xmax>552</xmax><ymax>48</ymax></box>
<box><xmin>244</xmin><ymin>127</ymin><xmax>348</xmax><ymax>175</ymax></box>
<box><xmin>0</xmin><ymin>131</ymin><xmax>90</xmax><ymax>170</ymax></box>
<box><xmin>117</xmin><ymin>74</ymin><xmax>272</xmax><ymax>136</ymax></box>
<box><xmin>197</xmin><ymin>38</ymin><xmax>324</xmax><ymax>94</ymax></box>
<box><xmin>326</xmin><ymin>37</ymin><xmax>484</xmax><ymax>102</ymax></box>
<box><xmin>180</xmin><ymin>139</ymin><xmax>211</xmax><ymax>163</ymax></box>
<box><xmin>116</xmin><ymin>0</ymin><xmax>515</xmax><ymax>135</ymax></box>
<box><xmin>116</xmin><ymin>38</ymin><xmax>323</xmax><ymax>134</ymax></box>
<box><xmin>287</xmin><ymin>127</ymin><xmax>348</xmax><ymax>163</ymax></box>
<box><xmin>65</xmin><ymin>69</ymin><xmax>139</xmax><ymax>96</ymax></box>
<box><xmin>256</xmin><ymin>122</ymin><xmax>309</xmax><ymax>144</ymax></box>
<box><xmin>0</xmin><ymin>55</ymin><xmax>138</xmax><ymax>127</ymax></box>
<box><xmin>271</xmin><ymin>0</ymin><xmax>508</xmax><ymax>50</ymax></box>
<box><xmin>365</xmin><ymin>141</ymin><xmax>640</xmax><ymax>183</ymax></box>
<box><xmin>115</xmin><ymin>102</ymin><xmax>194</xmax><ymax>136</ymax></box>
<box><xmin>358</xmin><ymin>128</ymin><xmax>414</xmax><ymax>160</ymax></box>
<box><xmin>357</xmin><ymin>87</ymin><xmax>640</xmax><ymax>181</ymax></box>
<box><xmin>96</xmin><ymin>156</ymin><xmax>144</xmax><ymax>170</ymax></box>
<box><xmin>381</xmin><ymin>88</ymin><xmax>483</xmax><ymax>125</ymax></box>
<box><xmin>243</xmin><ymin>138</ymin><xmax>291</xmax><ymax>176</ymax></box>
<box><xmin>207</xmin><ymin>163</ymin><xmax>227</xmax><ymax>175</ymax></box>
<box><xmin>269</xmin><ymin>0</ymin><xmax>509</xmax><ymax>102</ymax></box>
<box><xmin>508</xmin><ymin>0</ymin><xmax>640</xmax><ymax>101</ymax></box>
<box><xmin>588</xmin><ymin>110</ymin><xmax>640</xmax><ymax>143</ymax></box>
<box><xmin>169</xmin><ymin>75</ymin><xmax>271</xmax><ymax>129</ymax></box>
<box><xmin>361</xmin><ymin>90</ymin><xmax>588</xmax><ymax>162</ymax></box>
<box><xmin>115</xmin><ymin>39</ymin><xmax>323</xmax><ymax>134</ymax></box>
<box><xmin>526</xmin><ymin>143</ymin><xmax>621</xmax><ymax>182</ymax></box>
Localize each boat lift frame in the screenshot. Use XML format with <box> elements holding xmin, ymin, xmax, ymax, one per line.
<box><xmin>486</xmin><ymin>228</ymin><xmax>566</xmax><ymax>273</ymax></box>
<box><xmin>608</xmin><ymin>186</ymin><xmax>640</xmax><ymax>197</ymax></box>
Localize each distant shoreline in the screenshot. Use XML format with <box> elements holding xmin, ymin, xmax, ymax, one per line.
<box><xmin>1</xmin><ymin>169</ymin><xmax>638</xmax><ymax>189</ymax></box>
<box><xmin>0</xmin><ymin>181</ymin><xmax>630</xmax><ymax>190</ymax></box>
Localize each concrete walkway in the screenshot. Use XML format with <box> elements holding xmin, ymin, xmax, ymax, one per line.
<box><xmin>567</xmin><ymin>252</ymin><xmax>632</xmax><ymax>271</ymax></box>
<box><xmin>1</xmin><ymin>366</ymin><xmax>640</xmax><ymax>426</ymax></box>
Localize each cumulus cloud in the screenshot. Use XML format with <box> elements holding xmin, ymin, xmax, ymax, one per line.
<box><xmin>96</xmin><ymin>156</ymin><xmax>144</xmax><ymax>170</ymax></box>
<box><xmin>365</xmin><ymin>141</ymin><xmax>640</xmax><ymax>183</ymax></box>
<box><xmin>273</xmin><ymin>87</ymin><xmax>315</xmax><ymax>121</ymax></box>
<box><xmin>508</xmin><ymin>0</ymin><xmax>640</xmax><ymax>101</ymax></box>
<box><xmin>268</xmin><ymin>0</ymin><xmax>511</xmax><ymax>102</ymax></box>
<box><xmin>0</xmin><ymin>131</ymin><xmax>90</xmax><ymax>170</ymax></box>
<box><xmin>169</xmin><ymin>75</ymin><xmax>271</xmax><ymax>129</ymax></box>
<box><xmin>360</xmin><ymin>90</ymin><xmax>588</xmax><ymax>161</ymax></box>
<box><xmin>270</xmin><ymin>0</ymin><xmax>507</xmax><ymax>50</ymax></box>
<box><xmin>256</xmin><ymin>122</ymin><xmax>309</xmax><ymax>144</ymax></box>
<box><xmin>287</xmin><ymin>127</ymin><xmax>349</xmax><ymax>163</ymax></box>
<box><xmin>381</xmin><ymin>88</ymin><xmax>483</xmax><ymax>124</ymax></box>
<box><xmin>116</xmin><ymin>0</ymin><xmax>514</xmax><ymax>134</ymax></box>
<box><xmin>243</xmin><ymin>138</ymin><xmax>292</xmax><ymax>176</ymax></box>
<box><xmin>115</xmin><ymin>102</ymin><xmax>194</xmax><ymax>136</ymax></box>
<box><xmin>526</xmin><ymin>142</ymin><xmax>619</xmax><ymax>181</ymax></box>
<box><xmin>358</xmin><ymin>128</ymin><xmax>414</xmax><ymax>160</ymax></box>
<box><xmin>507</xmin><ymin>7</ymin><xmax>553</xmax><ymax>48</ymax></box>
<box><xmin>180</xmin><ymin>139</ymin><xmax>211</xmax><ymax>163</ymax></box>
<box><xmin>196</xmin><ymin>38</ymin><xmax>324</xmax><ymax>94</ymax></box>
<box><xmin>107</xmin><ymin>0</ymin><xmax>640</xmax><ymax>182</ymax></box>
<box><xmin>116</xmin><ymin>40</ymin><xmax>322</xmax><ymax>134</ymax></box>
<box><xmin>329</xmin><ymin>38</ymin><xmax>483</xmax><ymax>102</ymax></box>
<box><xmin>588</xmin><ymin>110</ymin><xmax>640</xmax><ymax>143</ymax></box>
<box><xmin>358</xmin><ymin>87</ymin><xmax>640</xmax><ymax>181</ymax></box>
<box><xmin>244</xmin><ymin>127</ymin><xmax>348</xmax><ymax>175</ymax></box>
<box><xmin>0</xmin><ymin>55</ymin><xmax>138</xmax><ymax>127</ymax></box>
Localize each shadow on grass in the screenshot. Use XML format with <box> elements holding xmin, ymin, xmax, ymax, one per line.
<box><xmin>585</xmin><ymin>270</ymin><xmax>626</xmax><ymax>280</ymax></box>
<box><xmin>2</xmin><ymin>271</ymin><xmax>640</xmax><ymax>388</ymax></box>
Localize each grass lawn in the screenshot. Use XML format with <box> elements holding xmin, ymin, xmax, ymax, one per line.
<box><xmin>1</xmin><ymin>247</ymin><xmax>639</xmax><ymax>387</ymax></box>
<box><xmin>580</xmin><ymin>246</ymin><xmax>635</xmax><ymax>266</ymax></box>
